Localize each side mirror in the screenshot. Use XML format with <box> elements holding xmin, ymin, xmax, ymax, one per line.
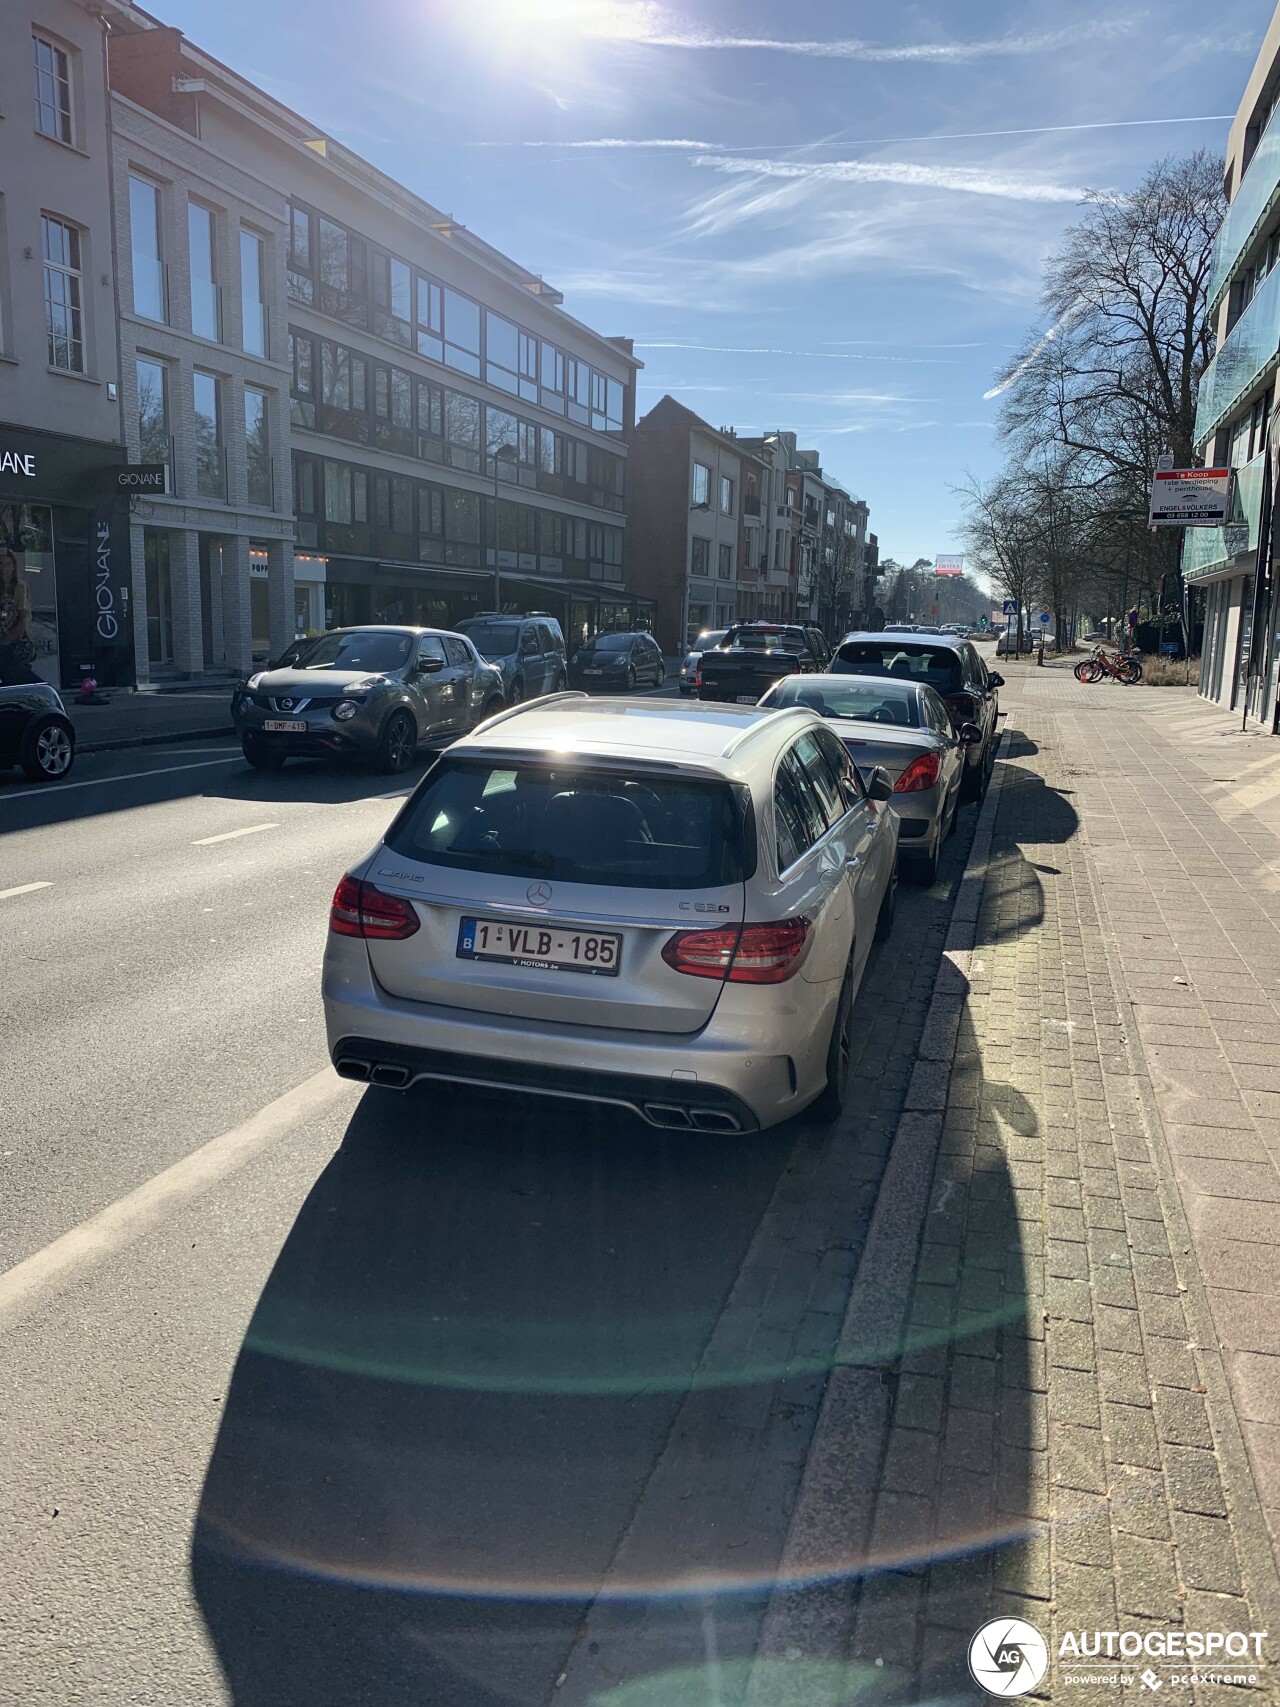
<box><xmin>865</xmin><ymin>765</ymin><xmax>894</xmax><ymax>802</ymax></box>
<box><xmin>415</xmin><ymin>656</ymin><xmax>444</xmax><ymax>675</ymax></box>
<box><xmin>987</xmin><ymin>672</ymin><xmax>1004</xmax><ymax>688</ymax></box>
<box><xmin>959</xmin><ymin>722</ymin><xmax>984</xmax><ymax>747</ymax></box>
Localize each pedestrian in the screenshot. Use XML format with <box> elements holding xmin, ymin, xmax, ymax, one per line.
<box><xmin>0</xmin><ymin>550</ymin><xmax>38</xmax><ymax>685</ymax></box>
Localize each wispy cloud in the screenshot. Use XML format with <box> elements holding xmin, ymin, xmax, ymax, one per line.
<box><xmin>546</xmin><ymin>4</ymin><xmax>1140</xmax><ymax>62</ymax></box>
<box><xmin>635</xmin><ymin>340</ymin><xmax>963</xmax><ymax>366</ymax></box>
<box><xmin>982</xmin><ymin>299</ymin><xmax>1087</xmax><ymax>399</ymax></box>
<box><xmin>507</xmin><ymin>114</ymin><xmax>1232</xmax><ymax>152</ymax></box>
<box><xmin>694</xmin><ymin>155</ymin><xmax>1091</xmax><ymax>206</ymax></box>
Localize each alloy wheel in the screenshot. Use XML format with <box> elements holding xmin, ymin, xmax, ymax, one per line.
<box><xmin>36</xmin><ymin>726</ymin><xmax>73</xmax><ymax>777</ymax></box>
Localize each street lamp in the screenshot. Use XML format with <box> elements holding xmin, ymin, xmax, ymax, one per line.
<box><xmin>491</xmin><ymin>442</ymin><xmax>519</xmax><ymax>610</ymax></box>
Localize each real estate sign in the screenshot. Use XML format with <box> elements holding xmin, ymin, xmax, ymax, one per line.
<box><xmin>935</xmin><ymin>553</ymin><xmax>964</xmax><ymax>576</ymax></box>
<box><xmin>1148</xmin><ymin>468</ymin><xmax>1233</xmax><ymax>527</ymax></box>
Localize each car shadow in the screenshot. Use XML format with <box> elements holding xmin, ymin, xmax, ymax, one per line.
<box><xmin>189</xmin><ymin>1086</ymin><xmax>808</xmax><ymax>1707</ymax></box>
<box><xmin>974</xmin><ymin>752</ymin><xmax>1079</xmax><ymax>951</ymax></box>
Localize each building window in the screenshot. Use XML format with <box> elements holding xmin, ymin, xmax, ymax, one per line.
<box><xmin>33</xmin><ymin>35</ymin><xmax>72</xmax><ymax>143</ymax></box>
<box><xmin>240</xmin><ymin>229</ymin><xmax>267</xmax><ymax>356</ymax></box>
<box><xmin>323</xmin><ymin>460</ymin><xmax>367</xmax><ymax>525</ymax></box>
<box><xmin>372</xmin><ymin>249</ymin><xmax>412</xmax><ymax>347</ymax></box>
<box><xmin>720</xmin><ymin>475</ymin><xmax>735</xmax><ymax>516</ymax></box>
<box><xmin>444</xmin><ymin>390</ymin><xmax>481</xmax><ymax>472</ymax></box>
<box><xmin>567</xmin><ymin>358</ymin><xmax>591</xmax><ymax>425</ymax></box>
<box><xmin>486</xmin><ymin>311</ymin><xmax>520</xmax><ymax>394</ymax></box>
<box><xmin>443</xmin><ymin>288</ymin><xmax>481</xmax><ymax>377</ymax></box>
<box><xmin>444</xmin><ymin>489</ymin><xmax>481</xmax><ymax>565</ymax></box>
<box><xmin>193</xmin><ymin>371</ymin><xmax>223</xmax><ymax>498</ymax></box>
<box><xmin>41</xmin><ymin>215</ymin><xmax>83</xmax><ymax>372</ymax></box>
<box><xmin>129</xmin><ymin>176</ymin><xmax>165</xmax><ymax>322</ymax></box>
<box><xmin>415</xmin><ymin>272</ymin><xmax>443</xmax><ymax>362</ymax></box>
<box><xmin>540</xmin><ymin>342</ymin><xmax>565</xmax><ymax>414</ymax></box>
<box><xmin>692</xmin><ymin>463</ymin><xmax>710</xmax><ymax>507</ymax></box>
<box><xmin>318</xmin><ymin>218</ymin><xmax>367</xmax><ymax>328</ymax></box>
<box><xmin>718</xmin><ymin>543</ymin><xmax>733</xmax><ymax>580</ymax></box>
<box><xmin>287</xmin><ymin>202</ymin><xmax>314</xmax><ymax>304</ymax></box>
<box><xmin>245</xmin><ymin>387</ymin><xmax>271</xmax><ymax>507</ymax></box>
<box><xmin>691</xmin><ymin>536</ymin><xmax>709</xmax><ymax>577</ymax></box>
<box><xmin>136</xmin><ymin>358</ymin><xmax>169</xmax><ymax>466</ymax></box>
<box><xmin>188</xmin><ymin>202</ymin><xmax>220</xmax><ymax>341</ymax></box>
<box><xmin>518</xmin><ymin>330</ymin><xmax>539</xmax><ymax>403</ymax></box>
<box><xmin>288</xmin><ymin>330</ymin><xmax>316</xmax><ymax>429</ymax></box>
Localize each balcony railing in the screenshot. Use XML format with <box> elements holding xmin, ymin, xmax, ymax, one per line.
<box><xmin>1207</xmin><ymin>109</ymin><xmax>1280</xmax><ymax>312</ymax></box>
<box><xmin>1183</xmin><ymin>449</ymin><xmax>1265</xmax><ymax>581</ymax></box>
<box><xmin>744</xmin><ymin>494</ymin><xmax>762</xmax><ymax>518</ymax></box>
<box><xmin>1196</xmin><ymin>263</ymin><xmax>1280</xmax><ymax>446</ymax></box>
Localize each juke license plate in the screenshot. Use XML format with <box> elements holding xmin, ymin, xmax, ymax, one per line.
<box><xmin>263</xmin><ymin>719</ymin><xmax>306</xmax><ymax>732</ymax></box>
<box><xmin>457</xmin><ymin>916</ymin><xmax>621</xmax><ymax>976</ymax></box>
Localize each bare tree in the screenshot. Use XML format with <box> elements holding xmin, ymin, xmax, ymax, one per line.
<box><xmin>995</xmin><ymin>151</ymin><xmax>1223</xmax><ymax>478</ymax></box>
<box><xmin>956</xmin><ymin>473</ymin><xmax>1044</xmax><ymax>650</ymax></box>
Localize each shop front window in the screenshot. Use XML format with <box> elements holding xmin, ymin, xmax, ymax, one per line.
<box><xmin>144</xmin><ymin>527</ymin><xmax>173</xmax><ymax>666</ymax></box>
<box><xmin>0</xmin><ymin>503</ymin><xmax>58</xmax><ymax>686</ymax></box>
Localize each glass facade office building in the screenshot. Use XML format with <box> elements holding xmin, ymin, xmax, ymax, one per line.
<box><xmin>1189</xmin><ymin>35</ymin><xmax>1280</xmax><ymax>722</ymax></box>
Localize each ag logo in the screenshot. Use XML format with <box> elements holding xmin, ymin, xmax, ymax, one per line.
<box><xmin>968</xmin><ymin>1619</ymin><xmax>1049</xmax><ymax>1697</ymax></box>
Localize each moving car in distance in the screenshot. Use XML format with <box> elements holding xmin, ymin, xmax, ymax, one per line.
<box><xmin>0</xmin><ymin>680</ymin><xmax>75</xmax><ymax>782</ymax></box>
<box><xmin>697</xmin><ymin>622</ymin><xmax>831</xmax><ymax>703</ymax></box>
<box><xmin>830</xmin><ymin>631</ymin><xmax>1002</xmax><ymax>799</ymax></box>
<box><xmin>232</xmin><ymin>625</ymin><xmax>505</xmax><ymax>773</ymax></box>
<box><xmin>569</xmin><ymin>630</ymin><xmax>665</xmax><ymax>691</ymax></box>
<box><xmin>323</xmin><ymin>696</ymin><xmax>899</xmax><ymax>1132</ymax></box>
<box><xmin>758</xmin><ymin>674</ymin><xmax>979</xmax><ymax>884</ymax></box>
<box><xmin>456</xmin><ymin>612</ymin><xmax>567</xmax><ymax>705</ymax></box>
<box><xmin>996</xmin><ymin>628</ymin><xmax>1036</xmax><ymax>656</ymax></box>
<box><xmin>678</xmin><ymin>628</ymin><xmax>727</xmax><ymax>695</ymax></box>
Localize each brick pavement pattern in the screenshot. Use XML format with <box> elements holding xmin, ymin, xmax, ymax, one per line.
<box><xmin>755</xmin><ymin>671</ymin><xmax>1280</xmax><ymax>1705</ymax></box>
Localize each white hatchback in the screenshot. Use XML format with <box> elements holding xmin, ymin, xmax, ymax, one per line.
<box><xmin>322</xmin><ymin>696</ymin><xmax>900</xmax><ymax>1132</ymax></box>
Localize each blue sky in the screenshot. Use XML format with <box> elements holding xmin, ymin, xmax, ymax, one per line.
<box><xmin>157</xmin><ymin>0</ymin><xmax>1271</xmax><ymax>567</ymax></box>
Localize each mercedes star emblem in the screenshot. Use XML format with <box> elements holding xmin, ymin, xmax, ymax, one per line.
<box><xmin>527</xmin><ymin>881</ymin><xmax>553</xmax><ymax>906</ymax></box>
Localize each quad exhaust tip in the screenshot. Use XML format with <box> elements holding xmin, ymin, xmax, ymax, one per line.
<box><xmin>335</xmin><ymin>1058</ymin><xmax>411</xmax><ymax>1089</ymax></box>
<box><xmin>644</xmin><ymin>1102</ymin><xmax>741</xmax><ymax>1134</ymax></box>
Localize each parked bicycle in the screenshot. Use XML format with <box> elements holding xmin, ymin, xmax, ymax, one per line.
<box><xmin>1073</xmin><ymin>646</ymin><xmax>1142</xmax><ymax>685</ymax></box>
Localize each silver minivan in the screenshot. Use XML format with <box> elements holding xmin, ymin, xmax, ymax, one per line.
<box><xmin>322</xmin><ymin>697</ymin><xmax>900</xmax><ymax>1132</ymax></box>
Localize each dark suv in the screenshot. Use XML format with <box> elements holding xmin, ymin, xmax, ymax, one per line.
<box><xmin>832</xmin><ymin>631</ymin><xmax>1002</xmax><ymax>797</ymax></box>
<box><xmin>456</xmin><ymin>613</ymin><xmax>567</xmax><ymax>704</ymax></box>
<box><xmin>232</xmin><ymin>626</ymin><xmax>505</xmax><ymax>773</ymax></box>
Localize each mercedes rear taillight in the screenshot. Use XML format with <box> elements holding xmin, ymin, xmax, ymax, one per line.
<box><xmin>329</xmin><ymin>874</ymin><xmax>420</xmax><ymax>940</ymax></box>
<box><xmin>894</xmin><ymin>752</ymin><xmax>942</xmax><ymax>793</ymax></box>
<box><xmin>662</xmin><ymin>918</ymin><xmax>811</xmax><ymax>984</ymax></box>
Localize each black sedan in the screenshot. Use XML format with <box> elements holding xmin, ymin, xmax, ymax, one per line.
<box><xmin>569</xmin><ymin>631</ymin><xmax>666</xmax><ymax>691</ymax></box>
<box><xmin>0</xmin><ymin>680</ymin><xmax>76</xmax><ymax>781</ymax></box>
<box><xmin>831</xmin><ymin>632</ymin><xmax>1002</xmax><ymax>799</ymax></box>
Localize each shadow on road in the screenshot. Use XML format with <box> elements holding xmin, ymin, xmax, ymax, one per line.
<box><xmin>191</xmin><ymin>1085</ymin><xmax>805</xmax><ymax>1707</ymax></box>
<box><xmin>974</xmin><ymin>754</ymin><xmax>1079</xmax><ymax>952</ymax></box>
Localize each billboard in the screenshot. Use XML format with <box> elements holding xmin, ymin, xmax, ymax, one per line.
<box><xmin>1148</xmin><ymin>468</ymin><xmax>1233</xmax><ymax>527</ymax></box>
<box><xmin>935</xmin><ymin>553</ymin><xmax>964</xmax><ymax>576</ymax></box>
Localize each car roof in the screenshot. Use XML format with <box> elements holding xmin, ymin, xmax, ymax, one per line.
<box><xmin>768</xmin><ymin>671</ymin><xmax>923</xmax><ymax>697</ymax></box>
<box><xmin>838</xmin><ymin>630</ymin><xmax>968</xmax><ymax>657</ymax></box>
<box><xmin>449</xmin><ymin>695</ymin><xmax>818</xmax><ymax>781</ymax></box>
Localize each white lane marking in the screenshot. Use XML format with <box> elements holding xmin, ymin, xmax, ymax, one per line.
<box><xmin>0</xmin><ymin>881</ymin><xmax>54</xmax><ymax>901</ymax></box>
<box><xmin>0</xmin><ymin>754</ymin><xmax>243</xmax><ymax>802</ymax></box>
<box><xmin>0</xmin><ymin>1068</ymin><xmax>355</xmax><ymax>1328</ymax></box>
<box><xmin>193</xmin><ymin>821</ymin><xmax>279</xmax><ymax>846</ymax></box>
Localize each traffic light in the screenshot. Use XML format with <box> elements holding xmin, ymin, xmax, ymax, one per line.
<box><xmin>980</xmin><ymin>615</ymin><xmax>988</xmax><ymax>628</ymax></box>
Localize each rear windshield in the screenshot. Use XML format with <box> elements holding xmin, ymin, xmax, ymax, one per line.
<box><xmin>764</xmin><ymin>677</ymin><xmax>921</xmax><ymax>728</ymax></box>
<box><xmin>727</xmin><ymin>628</ymin><xmax>803</xmax><ymax>651</ymax></box>
<box><xmin>692</xmin><ymin>630</ymin><xmax>727</xmax><ymax>650</ymax></box>
<box><xmin>386</xmin><ymin>759</ymin><xmax>751</xmax><ymax>889</ymax></box>
<box><xmin>834</xmin><ymin>642</ymin><xmax>962</xmax><ymax>692</ymax></box>
<box><xmin>461</xmin><ymin>622</ymin><xmax>520</xmax><ymax>654</ymax></box>
<box><xmin>294</xmin><ymin>631</ymin><xmax>412</xmax><ymax>672</ymax></box>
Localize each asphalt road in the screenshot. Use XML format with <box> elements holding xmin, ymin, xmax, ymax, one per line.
<box><xmin>0</xmin><ymin>692</ymin><xmax>986</xmax><ymax>1707</ymax></box>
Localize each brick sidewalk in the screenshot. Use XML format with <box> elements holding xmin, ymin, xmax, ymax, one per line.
<box><xmin>750</xmin><ymin>681</ymin><xmax>1280</xmax><ymax>1705</ymax></box>
<box><xmin>69</xmin><ymin>689</ymin><xmax>233</xmax><ymax>752</ymax></box>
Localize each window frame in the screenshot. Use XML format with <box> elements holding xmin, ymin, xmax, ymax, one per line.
<box><xmin>136</xmin><ymin>356</ymin><xmax>169</xmax><ymax>465</ymax></box>
<box><xmin>33</xmin><ymin>34</ymin><xmax>72</xmax><ymax>145</ymax></box>
<box><xmin>244</xmin><ymin>384</ymin><xmax>272</xmax><ymax>508</ymax></box>
<box><xmin>692</xmin><ymin>462</ymin><xmax>711</xmax><ymax>506</ymax></box>
<box><xmin>41</xmin><ymin>214</ymin><xmax>84</xmax><ymax>373</ymax></box>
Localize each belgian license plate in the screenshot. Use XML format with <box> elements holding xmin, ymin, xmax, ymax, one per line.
<box><xmin>263</xmin><ymin>719</ymin><xmax>306</xmax><ymax>732</ymax></box>
<box><xmin>457</xmin><ymin>916</ymin><xmax>621</xmax><ymax>976</ymax></box>
<box><xmin>584</xmin><ymin>669</ymin><xmax>603</xmax><ymax>676</ymax></box>
<box><xmin>735</xmin><ymin>694</ymin><xmax>758</xmax><ymax>704</ymax></box>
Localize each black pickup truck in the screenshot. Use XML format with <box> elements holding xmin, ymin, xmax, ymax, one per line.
<box><xmin>696</xmin><ymin>623</ymin><xmax>831</xmax><ymax>702</ymax></box>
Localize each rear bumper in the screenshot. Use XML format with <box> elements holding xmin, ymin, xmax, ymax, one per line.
<box><xmin>322</xmin><ymin>938</ymin><xmax>818</xmax><ymax>1131</ymax></box>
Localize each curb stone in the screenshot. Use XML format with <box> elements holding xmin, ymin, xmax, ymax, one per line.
<box><xmin>79</xmin><ymin>724</ymin><xmax>234</xmax><ymax>755</ymax></box>
<box><xmin>743</xmin><ymin>736</ymin><xmax>1010</xmax><ymax>1707</ymax></box>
